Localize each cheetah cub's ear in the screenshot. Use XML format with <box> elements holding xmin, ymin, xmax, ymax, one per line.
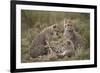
<box><xmin>52</xmin><ymin>24</ymin><xmax>57</xmax><ymax>28</ymax></box>
<box><xmin>67</xmin><ymin>41</ymin><xmax>71</xmax><ymax>45</ymax></box>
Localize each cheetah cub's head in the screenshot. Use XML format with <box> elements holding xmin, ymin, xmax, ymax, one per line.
<box><xmin>64</xmin><ymin>19</ymin><xmax>75</xmax><ymax>32</ymax></box>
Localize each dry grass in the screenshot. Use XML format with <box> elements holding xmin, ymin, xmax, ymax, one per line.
<box><xmin>21</xmin><ymin>10</ymin><xmax>90</xmax><ymax>63</ymax></box>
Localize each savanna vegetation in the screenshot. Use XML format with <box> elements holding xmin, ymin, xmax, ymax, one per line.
<box><xmin>21</xmin><ymin>10</ymin><xmax>90</xmax><ymax>63</ymax></box>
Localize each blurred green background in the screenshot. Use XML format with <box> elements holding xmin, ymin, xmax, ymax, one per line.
<box><xmin>21</xmin><ymin>10</ymin><xmax>90</xmax><ymax>63</ymax></box>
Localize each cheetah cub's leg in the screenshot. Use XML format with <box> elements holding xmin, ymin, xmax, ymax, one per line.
<box><xmin>46</xmin><ymin>41</ymin><xmax>57</xmax><ymax>59</ymax></box>
<box><xmin>46</xmin><ymin>41</ymin><xmax>53</xmax><ymax>55</ymax></box>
